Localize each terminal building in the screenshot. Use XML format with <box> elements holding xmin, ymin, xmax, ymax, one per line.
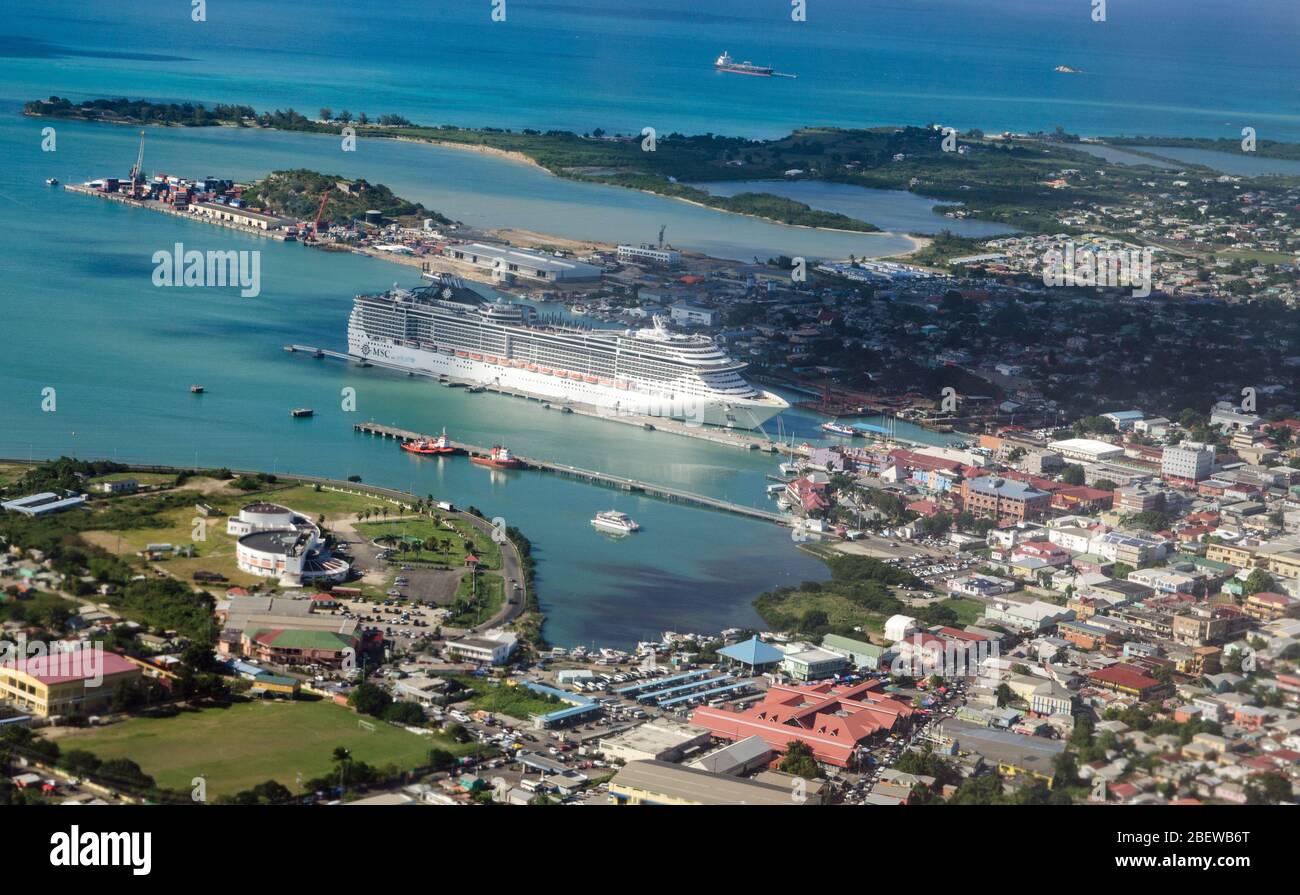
<box><xmin>441</xmin><ymin>242</ymin><xmax>602</xmax><ymax>283</ymax></box>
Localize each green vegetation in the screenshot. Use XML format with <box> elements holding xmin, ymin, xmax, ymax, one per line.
<box><xmin>448</xmin><ymin>574</ymin><xmax>504</xmax><ymax>628</ymax></box>
<box><xmin>903</xmin><ymin>231</ymin><xmax>989</xmax><ymax>270</ymax></box>
<box><xmin>457</xmin><ymin>678</ymin><xmax>565</xmax><ymax>720</ymax></box>
<box><xmin>56</xmin><ymin>699</ymin><xmax>463</xmax><ymax>797</ymax></box>
<box><xmin>754</xmin><ymin>554</ymin><xmax>923</xmax><ymax>637</ymax></box>
<box><xmin>778</xmin><ymin>740</ymin><xmax>820</xmax><ymax>779</ymax></box>
<box><xmin>241</xmin><ymin>168</ymin><xmax>447</xmax><ymax>227</ymax></box>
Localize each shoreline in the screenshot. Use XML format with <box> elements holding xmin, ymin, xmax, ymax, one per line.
<box><xmin>25</xmin><ymin>110</ymin><xmax>908</xmax><ymax>243</ymax></box>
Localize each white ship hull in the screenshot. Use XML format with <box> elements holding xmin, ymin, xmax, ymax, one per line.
<box><xmin>592</xmin><ymin>519</ymin><xmax>639</xmax><ymax>534</ymax></box>
<box><xmin>348</xmin><ymin>331</ymin><xmax>786</xmax><ymax>430</ymax></box>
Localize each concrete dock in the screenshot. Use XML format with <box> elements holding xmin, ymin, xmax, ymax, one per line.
<box><xmin>353</xmin><ymin>421</ymin><xmax>791</xmax><ymax>526</ymax></box>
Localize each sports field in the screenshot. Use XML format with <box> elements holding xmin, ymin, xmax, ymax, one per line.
<box><xmin>57</xmin><ymin>699</ymin><xmax>465</xmax><ymax>796</ymax></box>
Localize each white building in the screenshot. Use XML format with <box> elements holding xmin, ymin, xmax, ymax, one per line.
<box><xmin>1161</xmin><ymin>441</ymin><xmax>1215</xmax><ymax>482</ymax></box>
<box><xmin>1047</xmin><ymin>438</ymin><xmax>1125</xmax><ymax>463</ymax></box>
<box><xmin>669</xmin><ymin>302</ymin><xmax>720</xmax><ymax>327</ymax></box>
<box><xmin>617</xmin><ymin>244</ymin><xmax>681</xmax><ymax>267</ymax></box>
<box><xmin>442</xmin><ymin>242</ymin><xmax>602</xmax><ymax>283</ymax></box>
<box><xmin>445</xmin><ymin>629</ymin><xmax>518</xmax><ymax>665</ymax></box>
<box><xmin>884</xmin><ymin>614</ymin><xmax>920</xmax><ymax>642</ymax></box>
<box><xmin>985</xmin><ymin>600</ymin><xmax>1075</xmax><ymax>632</ymax></box>
<box><xmin>227</xmin><ymin>503</ymin><xmax>349</xmax><ymax>585</ymax></box>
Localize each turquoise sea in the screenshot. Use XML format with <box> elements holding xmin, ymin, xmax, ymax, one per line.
<box><xmin>1</xmin><ymin>0</ymin><xmax>1295</xmax><ymax>647</ymax></box>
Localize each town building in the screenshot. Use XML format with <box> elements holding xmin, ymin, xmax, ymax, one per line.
<box><xmin>1047</xmin><ymin>438</ymin><xmax>1125</xmax><ymax>463</ymax></box>
<box><xmin>961</xmin><ymin>476</ymin><xmax>1051</xmax><ymax>521</ymax></box>
<box><xmin>1162</xmin><ymin>441</ymin><xmax>1216</xmax><ymax>483</ymax></box>
<box><xmin>616</xmin><ymin>243</ymin><xmax>681</xmax><ymax>267</ymax></box>
<box><xmin>690</xmin><ymin>679</ymin><xmax>915</xmax><ymax>768</ymax></box>
<box><xmin>608</xmin><ymin>760</ymin><xmax>819</xmax><ymax>806</ymax></box>
<box><xmin>0</xmin><ymin>647</ymin><xmax>141</xmax><ymax>718</ymax></box>
<box><xmin>445</xmin><ymin>629</ymin><xmax>519</xmax><ymax>665</ymax></box>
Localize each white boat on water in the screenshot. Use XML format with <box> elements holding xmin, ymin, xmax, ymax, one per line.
<box><xmin>591</xmin><ymin>510</ymin><xmax>641</xmax><ymax>534</ymax></box>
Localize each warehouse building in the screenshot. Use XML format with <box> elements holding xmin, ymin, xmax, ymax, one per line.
<box><xmin>442</xmin><ymin>242</ymin><xmax>602</xmax><ymax>283</ymax></box>
<box><xmin>1047</xmin><ymin>438</ymin><xmax>1125</xmax><ymax>463</ymax></box>
<box><xmin>608</xmin><ymin>759</ymin><xmax>820</xmax><ymax>805</ymax></box>
<box><xmin>599</xmin><ymin>722</ymin><xmax>712</xmax><ymax>764</ymax></box>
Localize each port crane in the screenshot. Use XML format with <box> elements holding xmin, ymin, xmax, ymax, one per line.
<box><xmin>311</xmin><ymin>189</ymin><xmax>332</xmax><ymax>239</ymax></box>
<box><xmin>128</xmin><ymin>129</ymin><xmax>146</xmax><ymax>195</ymax></box>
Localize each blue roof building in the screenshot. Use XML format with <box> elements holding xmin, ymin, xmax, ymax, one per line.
<box><xmin>717</xmin><ymin>636</ymin><xmax>785</xmax><ymax>670</ymax></box>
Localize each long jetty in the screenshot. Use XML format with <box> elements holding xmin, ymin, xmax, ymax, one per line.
<box><xmin>353</xmin><ymin>421</ymin><xmax>791</xmax><ymax>526</ymax></box>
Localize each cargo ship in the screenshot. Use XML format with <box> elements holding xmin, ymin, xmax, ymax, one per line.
<box><xmin>715</xmin><ymin>51</ymin><xmax>773</xmax><ymax>77</ymax></box>
<box><xmin>469</xmin><ymin>445</ymin><xmax>522</xmax><ymax>469</ymax></box>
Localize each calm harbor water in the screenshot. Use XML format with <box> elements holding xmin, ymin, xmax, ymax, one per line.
<box><xmin>4</xmin><ymin>0</ymin><xmax>1294</xmax><ymax>646</ymax></box>
<box><xmin>0</xmin><ymin>107</ymin><xmax>959</xmax><ymax>648</ymax></box>
<box><xmin>690</xmin><ymin>180</ymin><xmax>1014</xmax><ymax>238</ymax></box>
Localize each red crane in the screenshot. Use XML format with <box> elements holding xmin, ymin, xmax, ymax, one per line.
<box><xmin>312</xmin><ymin>189</ymin><xmax>332</xmax><ymax>238</ymax></box>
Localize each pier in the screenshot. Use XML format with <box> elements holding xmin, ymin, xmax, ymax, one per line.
<box><xmin>63</xmin><ymin>184</ymin><xmax>293</xmax><ymax>240</ymax></box>
<box><xmin>353</xmin><ymin>421</ymin><xmax>791</xmax><ymax>526</ymax></box>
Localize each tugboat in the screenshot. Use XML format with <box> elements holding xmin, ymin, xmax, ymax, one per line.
<box><xmin>470</xmin><ymin>445</ymin><xmax>522</xmax><ymax>469</ymax></box>
<box><xmin>290</xmin><ymin>408</ymin><xmax>314</xmax><ymax>418</ymax></box>
<box><xmin>401</xmin><ymin>430</ymin><xmax>458</xmax><ymax>455</ymax></box>
<box><xmin>190</xmin><ymin>385</ymin><xmax>205</xmax><ymax>394</ymax></box>
<box><xmin>821</xmin><ymin>421</ymin><xmax>859</xmax><ymax>437</ymax></box>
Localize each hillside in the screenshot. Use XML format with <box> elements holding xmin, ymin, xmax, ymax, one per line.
<box><xmin>239</xmin><ymin>169</ymin><xmax>451</xmax><ymax>227</ymax></box>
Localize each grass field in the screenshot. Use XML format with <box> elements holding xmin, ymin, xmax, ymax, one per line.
<box><xmin>356</xmin><ymin>517</ymin><xmax>470</xmax><ymax>565</ymax></box>
<box><xmin>942</xmin><ymin>598</ymin><xmax>986</xmax><ymax>625</ymax></box>
<box><xmin>57</xmin><ymin>699</ymin><xmax>467</xmax><ymax>796</ymax></box>
<box><xmin>88</xmin><ymin>471</ymin><xmax>178</xmax><ymax>487</ymax></box>
<box><xmin>80</xmin><ymin>480</ymin><xmax>407</xmax><ymax>588</ymax></box>
<box><xmin>458</xmin><ymin>679</ymin><xmax>565</xmax><ymax>720</ymax></box>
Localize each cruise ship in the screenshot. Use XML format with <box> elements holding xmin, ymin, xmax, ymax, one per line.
<box><xmin>347</xmin><ymin>274</ymin><xmax>788</xmax><ymax>429</ymax></box>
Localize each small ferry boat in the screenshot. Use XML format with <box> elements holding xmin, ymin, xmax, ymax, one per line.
<box><xmin>470</xmin><ymin>445</ymin><xmax>522</xmax><ymax>469</ymax></box>
<box><xmin>591</xmin><ymin>510</ymin><xmax>640</xmax><ymax>534</ymax></box>
<box><xmin>45</xmin><ymin>177</ymin><xmax>59</xmax><ymax>186</ymax></box>
<box><xmin>290</xmin><ymin>408</ymin><xmax>314</xmax><ymax>418</ymax></box>
<box><xmin>821</xmin><ymin>421</ymin><xmax>859</xmax><ymax>437</ymax></box>
<box><xmin>190</xmin><ymin>385</ymin><xmax>205</xmax><ymax>394</ymax></box>
<box><xmin>401</xmin><ymin>430</ymin><xmax>457</xmax><ymax>455</ymax></box>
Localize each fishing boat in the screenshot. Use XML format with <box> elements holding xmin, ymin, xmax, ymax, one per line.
<box><xmin>290</xmin><ymin>408</ymin><xmax>314</xmax><ymax>418</ymax></box>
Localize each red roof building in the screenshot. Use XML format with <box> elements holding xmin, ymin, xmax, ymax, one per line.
<box><xmin>1087</xmin><ymin>664</ymin><xmax>1171</xmax><ymax>701</ymax></box>
<box><xmin>690</xmin><ymin>679</ymin><xmax>915</xmax><ymax>768</ymax></box>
